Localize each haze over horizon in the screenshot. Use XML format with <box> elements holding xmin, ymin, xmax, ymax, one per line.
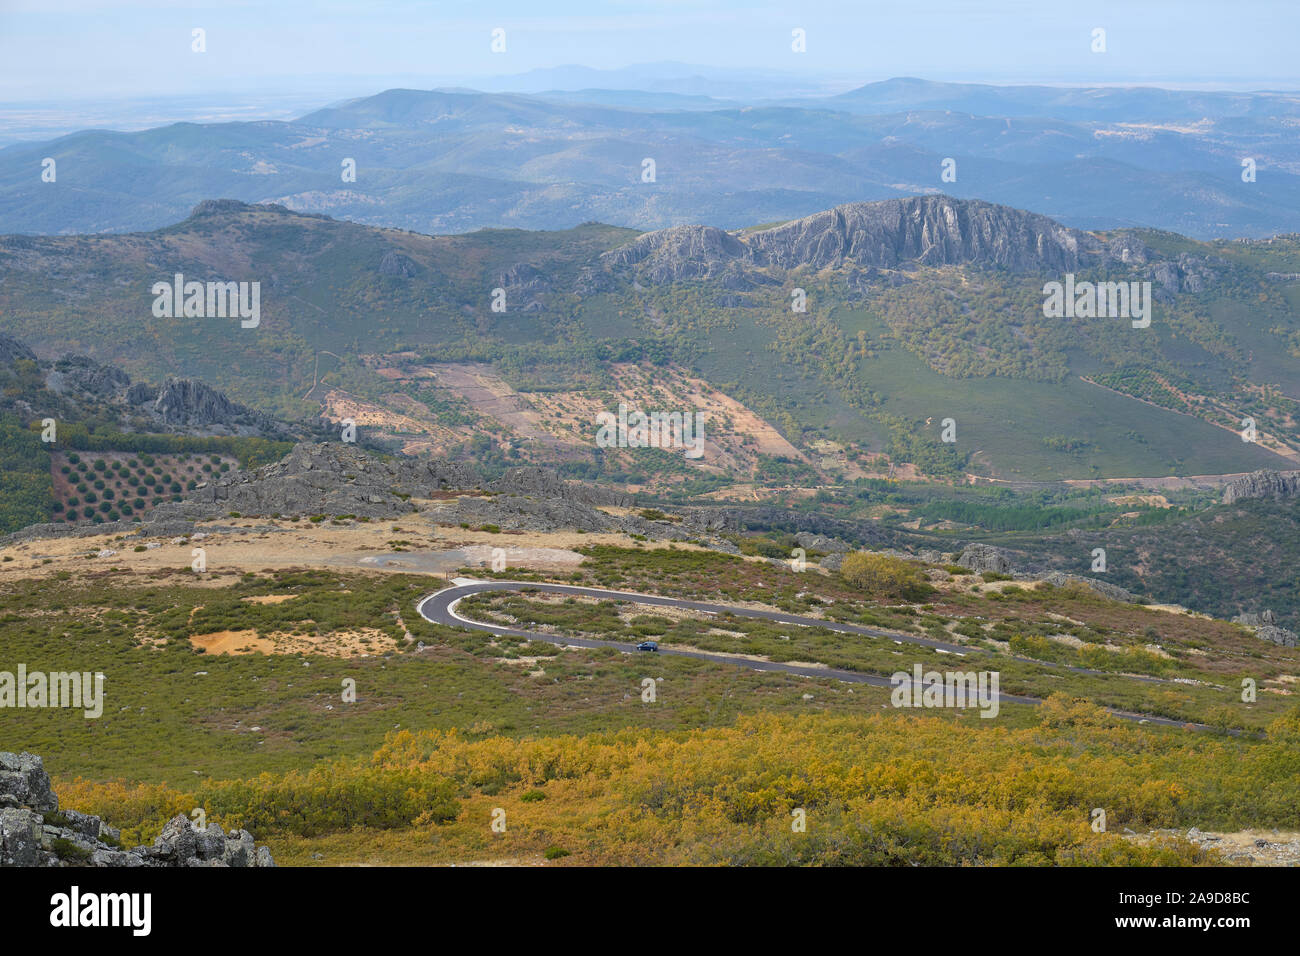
<box><xmin>2</xmin><ymin>0</ymin><xmax>1298</xmax><ymax>105</ymax></box>
<box><xmin>5</xmin><ymin>64</ymin><xmax>1298</xmax><ymax>148</ymax></box>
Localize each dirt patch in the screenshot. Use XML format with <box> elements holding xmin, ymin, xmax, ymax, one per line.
<box><xmin>191</xmin><ymin>630</ymin><xmax>275</xmax><ymax>655</ymax></box>
<box><xmin>321</xmin><ymin>388</ymin><xmax>454</xmax><ymax>439</ymax></box>
<box><xmin>433</xmin><ymin>364</ymin><xmax>572</xmax><ymax>447</ymax></box>
<box><xmin>267</xmin><ymin>627</ymin><xmax>397</xmax><ymax>657</ymax></box>
<box><xmin>0</xmin><ymin>517</ymin><xmax>707</xmax><ymax>587</ymax></box>
<box><xmin>459</xmin><ymin>544</ymin><xmax>584</xmax><ymax>570</ymax></box>
<box><xmin>190</xmin><ymin>625</ymin><xmax>395</xmax><ymax>657</ymax></box>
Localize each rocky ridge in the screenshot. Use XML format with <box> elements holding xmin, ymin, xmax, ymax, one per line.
<box><xmin>1</xmin><ymin>333</ymin><xmax>301</xmax><ymax>440</ymax></box>
<box><xmin>1222</xmin><ymin>470</ymin><xmax>1300</xmax><ymax>504</ymax></box>
<box><xmin>126</xmin><ymin>376</ymin><xmax>285</xmax><ymax>435</ymax></box>
<box><xmin>0</xmin><ymin>443</ymin><xmax>639</xmax><ymax>544</ymax></box>
<box><xmin>600</xmin><ymin>196</ymin><xmax>1129</xmax><ymax>285</ymax></box>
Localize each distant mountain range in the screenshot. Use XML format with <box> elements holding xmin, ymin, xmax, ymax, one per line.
<box><xmin>3</xmin><ymin>78</ymin><xmax>1300</xmax><ymax>239</ymax></box>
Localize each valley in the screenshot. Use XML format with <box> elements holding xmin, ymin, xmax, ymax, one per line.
<box><xmin>4</xmin><ymin>195</ymin><xmax>1299</xmax><ymax>491</ymax></box>
<box><xmin>3</xmin><ymin>447</ymin><xmax>1299</xmax><ymax>867</ymax></box>
<box><xmin>3</xmin><ymin>50</ymin><xmax>1300</xmax><ymax>884</ymax></box>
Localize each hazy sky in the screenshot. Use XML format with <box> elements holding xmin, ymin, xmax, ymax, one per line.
<box><xmin>2</xmin><ymin>0</ymin><xmax>1297</xmax><ymax>104</ymax></box>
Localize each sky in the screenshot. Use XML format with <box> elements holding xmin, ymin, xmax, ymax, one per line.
<box><xmin>1</xmin><ymin>0</ymin><xmax>1297</xmax><ymax>107</ymax></box>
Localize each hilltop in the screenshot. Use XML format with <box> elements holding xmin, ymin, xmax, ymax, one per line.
<box><xmin>5</xmin><ymin>81</ymin><xmax>1300</xmax><ymax>238</ymax></box>
<box><xmin>1</xmin><ymin>196</ymin><xmax>1297</xmax><ymax>486</ymax></box>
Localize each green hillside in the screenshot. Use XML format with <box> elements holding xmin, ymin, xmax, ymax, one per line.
<box><xmin>4</xmin><ymin>198</ymin><xmax>1300</xmax><ymax>482</ymax></box>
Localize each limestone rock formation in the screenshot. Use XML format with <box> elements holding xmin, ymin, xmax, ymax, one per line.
<box><xmin>599</xmin><ymin>224</ymin><xmax>749</xmax><ymax>283</ymax></box>
<box><xmin>47</xmin><ymin>355</ymin><xmax>131</xmax><ymax>398</ymax></box>
<box><xmin>743</xmin><ymin>196</ymin><xmax>1097</xmax><ymax>273</ymax></box>
<box><xmin>600</xmin><ymin>196</ymin><xmax>1116</xmax><ymax>286</ymax></box>
<box><xmin>1222</xmin><ymin>470</ymin><xmax>1300</xmax><ymax>504</ymax></box>
<box><xmin>146</xmin><ymin>378</ymin><xmax>248</xmax><ymax>426</ymax></box>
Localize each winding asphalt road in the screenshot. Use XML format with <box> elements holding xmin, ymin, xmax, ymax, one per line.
<box><xmin>415</xmin><ymin>579</ymin><xmax>1218</xmax><ymax>731</ymax></box>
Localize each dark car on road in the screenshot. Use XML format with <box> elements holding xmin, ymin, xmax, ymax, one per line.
<box><xmin>635</xmin><ymin>640</ymin><xmax>659</xmax><ymax>652</ymax></box>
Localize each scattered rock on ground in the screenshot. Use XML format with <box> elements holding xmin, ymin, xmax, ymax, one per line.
<box><xmin>0</xmin><ymin>752</ymin><xmax>274</xmax><ymax>868</ymax></box>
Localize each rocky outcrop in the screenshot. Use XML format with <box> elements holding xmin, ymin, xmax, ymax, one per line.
<box><xmin>1233</xmin><ymin>610</ymin><xmax>1278</xmax><ymax>627</ymax></box>
<box><xmin>3</xmin><ymin>442</ymin><xmax>657</xmax><ymax>543</ymax></box>
<box><xmin>794</xmin><ymin>532</ymin><xmax>852</xmax><ymax>554</ymax></box>
<box><xmin>1167</xmin><ymin>827</ymin><xmax>1300</xmax><ymax>866</ymax></box>
<box><xmin>599</xmin><ymin>225</ymin><xmax>750</xmax><ymax>284</ymax></box>
<box><xmin>1222</xmin><ymin>470</ymin><xmax>1300</xmax><ymax>504</ymax></box>
<box><xmin>143</xmin><ymin>378</ymin><xmax>250</xmax><ymax>427</ymax></box>
<box><xmin>490</xmin><ymin>466</ymin><xmax>629</xmax><ymax>507</ymax></box>
<box><xmin>0</xmin><ymin>333</ymin><xmax>37</xmax><ymax>366</ymax></box>
<box><xmin>378</xmin><ymin>251</ymin><xmax>420</xmax><ymax>277</ymax></box>
<box><xmin>1035</xmin><ymin>571</ymin><xmax>1136</xmax><ymax>603</ymax></box>
<box><xmin>601</xmin><ymin>196</ymin><xmax>1112</xmax><ymax>286</ymax></box>
<box><xmin>1</xmin><ymin>332</ymin><xmax>301</xmax><ymax>444</ymax></box>
<box><xmin>427</xmin><ymin>478</ymin><xmax>756</xmax><ymax>553</ymax></box>
<box><xmin>121</xmin><ymin>376</ymin><xmax>299</xmax><ymax>439</ymax></box>
<box><xmin>745</xmin><ymin>196</ymin><xmax>1098</xmax><ymax>273</ymax></box>
<box><xmin>151</xmin><ymin>442</ymin><xmax>480</xmax><ymax>522</ymax></box>
<box><xmin>0</xmin><ymin>752</ymin><xmax>274</xmax><ymax>868</ymax></box>
<box><xmin>953</xmin><ymin>544</ymin><xmax>1137</xmax><ymax>601</ymax></box>
<box><xmin>46</xmin><ymin>355</ymin><xmax>131</xmax><ymax>398</ymax></box>
<box><xmin>499</xmin><ymin>262</ymin><xmax>551</xmax><ymax>301</ymax></box>
<box><xmin>819</xmin><ymin>552</ymin><xmax>845</xmax><ymax>572</ymax></box>
<box><xmin>1232</xmin><ymin>611</ymin><xmax>1299</xmax><ymax>647</ymax></box>
<box><xmin>0</xmin><ymin>752</ymin><xmax>57</xmax><ymax>812</ymax></box>
<box><xmin>434</xmin><ymin>492</ymin><xmax>732</xmax><ymax>549</ymax></box>
<box><xmin>1147</xmin><ymin>252</ymin><xmax>1224</xmax><ymax>302</ymax></box>
<box><xmin>1255</xmin><ymin>625</ymin><xmax>1300</xmax><ymax>647</ymax></box>
<box><xmin>957</xmin><ymin>543</ymin><xmax>1016</xmax><ymax>574</ymax></box>
<box><xmin>186</xmin><ymin>198</ymin><xmax>316</xmax><ymax>222</ymax></box>
<box><xmin>438</xmin><ymin>493</ymin><xmax>626</xmax><ymax>536</ymax></box>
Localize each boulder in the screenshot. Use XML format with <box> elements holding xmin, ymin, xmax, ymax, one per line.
<box><xmin>1036</xmin><ymin>571</ymin><xmax>1135</xmax><ymax>603</ymax></box>
<box><xmin>0</xmin><ymin>808</ymin><xmax>43</xmax><ymax>867</ymax></box>
<box><xmin>221</xmin><ymin>830</ymin><xmax>256</xmax><ymax>867</ymax></box>
<box><xmin>1256</xmin><ymin>625</ymin><xmax>1300</xmax><ymax>648</ymax></box>
<box><xmin>957</xmin><ymin>543</ymin><xmax>1015</xmax><ymax>575</ymax></box>
<box><xmin>1233</xmin><ymin>610</ymin><xmax>1277</xmax><ymax>627</ymax></box>
<box><xmin>794</xmin><ymin>532</ymin><xmax>851</xmax><ymax>554</ymax></box>
<box><xmin>195</xmin><ymin>822</ymin><xmax>228</xmax><ymax>860</ymax></box>
<box><xmin>0</xmin><ymin>752</ymin><xmax>57</xmax><ymax>812</ymax></box>
<box><xmin>153</xmin><ymin>814</ymin><xmax>199</xmax><ymax>863</ymax></box>
<box><xmin>378</xmin><ymin>251</ymin><xmax>420</xmax><ymax>277</ymax></box>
